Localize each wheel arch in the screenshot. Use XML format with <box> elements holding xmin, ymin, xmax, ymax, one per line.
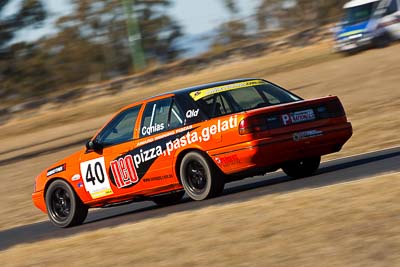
<box><xmin>44</xmin><ymin>177</ymin><xmax>81</xmax><ymax>202</ymax></box>
<box><xmin>174</xmin><ymin>148</ymin><xmax>223</xmax><ymax>184</ymax></box>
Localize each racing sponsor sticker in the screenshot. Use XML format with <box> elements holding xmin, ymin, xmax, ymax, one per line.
<box><xmin>165</xmin><ymin>115</ymin><xmax>237</xmax><ymax>155</ymax></box>
<box><xmin>47</xmin><ymin>164</ymin><xmax>66</xmax><ymax>177</ymax></box>
<box><xmin>281</xmin><ymin>109</ymin><xmax>315</xmax><ymax>126</ymax></box>
<box><xmin>215</xmin><ymin>154</ymin><xmax>241</xmax><ymax>167</ymax></box>
<box><xmin>109</xmin><ymin>115</ymin><xmax>238</xmax><ymax>189</ymax></box>
<box><xmin>110</xmin><ymin>155</ymin><xmax>140</xmax><ymax>189</ymax></box>
<box><xmin>143</xmin><ymin>174</ymin><xmax>173</xmax><ymax>183</ymax></box>
<box><xmin>190</xmin><ymin>80</ymin><xmax>266</xmax><ymax>101</ymax></box>
<box><xmin>80</xmin><ymin>157</ymin><xmax>113</xmax><ymax>199</ymax></box>
<box><xmin>293</xmin><ymin>130</ymin><xmax>323</xmax><ymax>141</ymax></box>
<box><xmin>186</xmin><ymin>109</ymin><xmax>199</xmax><ymax>118</ymax></box>
<box><xmin>141</xmin><ymin>123</ymin><xmax>165</xmax><ymax>136</ymax></box>
<box><xmin>71</xmin><ymin>174</ymin><xmax>81</xmax><ymax>181</ymax></box>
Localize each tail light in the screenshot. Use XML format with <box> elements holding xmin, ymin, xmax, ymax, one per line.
<box><xmin>316</xmin><ymin>99</ymin><xmax>345</xmax><ymax>119</ymax></box>
<box><xmin>327</xmin><ymin>99</ymin><xmax>345</xmax><ymax>117</ymax></box>
<box><xmin>239</xmin><ymin>117</ymin><xmax>268</xmax><ymax>135</ymax></box>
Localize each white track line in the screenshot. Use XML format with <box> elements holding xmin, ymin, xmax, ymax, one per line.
<box><xmin>279</xmin><ymin>171</ymin><xmax>400</xmax><ymax>197</ymax></box>
<box><xmin>323</xmin><ymin>145</ymin><xmax>400</xmax><ymax>163</ymax></box>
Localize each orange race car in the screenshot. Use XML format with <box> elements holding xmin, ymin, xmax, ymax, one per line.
<box><xmin>32</xmin><ymin>78</ymin><xmax>352</xmax><ymax>227</ymax></box>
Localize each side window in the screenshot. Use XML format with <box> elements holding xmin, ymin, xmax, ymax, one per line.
<box><xmin>96</xmin><ymin>105</ymin><xmax>141</xmax><ymax>146</ymax></box>
<box><xmin>386</xmin><ymin>0</ymin><xmax>398</xmax><ymax>15</ymax></box>
<box><xmin>140</xmin><ymin>98</ymin><xmax>184</xmax><ymax>138</ymax></box>
<box><xmin>197</xmin><ymin>94</ymin><xmax>232</xmax><ymax>118</ymax></box>
<box><xmin>169</xmin><ymin>101</ymin><xmax>184</xmax><ymax>129</ymax></box>
<box><xmin>215</xmin><ymin>94</ymin><xmax>232</xmax><ymax>115</ymax></box>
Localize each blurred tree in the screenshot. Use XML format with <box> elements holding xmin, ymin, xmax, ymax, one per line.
<box><xmin>0</xmin><ymin>0</ymin><xmax>183</xmax><ymax>100</ymax></box>
<box><xmin>0</xmin><ymin>0</ymin><xmax>47</xmax><ymax>98</ymax></box>
<box><xmin>212</xmin><ymin>0</ymin><xmax>247</xmax><ymax>47</ymax></box>
<box><xmin>313</xmin><ymin>0</ymin><xmax>348</xmax><ymax>23</ymax></box>
<box><xmin>55</xmin><ymin>0</ymin><xmax>183</xmax><ymax>71</ymax></box>
<box><xmin>0</xmin><ymin>0</ymin><xmax>46</xmax><ymax>50</ymax></box>
<box><xmin>122</xmin><ymin>0</ymin><xmax>146</xmax><ymax>71</ymax></box>
<box><xmin>256</xmin><ymin>0</ymin><xmax>348</xmax><ymax>31</ymax></box>
<box><xmin>223</xmin><ymin>0</ymin><xmax>239</xmax><ymax>15</ymax></box>
<box><xmin>255</xmin><ymin>0</ymin><xmax>282</xmax><ymax>32</ymax></box>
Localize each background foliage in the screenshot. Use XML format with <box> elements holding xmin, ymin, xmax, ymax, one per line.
<box><xmin>0</xmin><ymin>0</ymin><xmax>346</xmax><ymax>100</ymax></box>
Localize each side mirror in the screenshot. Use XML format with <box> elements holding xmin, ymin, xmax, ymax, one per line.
<box><xmin>86</xmin><ymin>140</ymin><xmax>103</xmax><ymax>152</ymax></box>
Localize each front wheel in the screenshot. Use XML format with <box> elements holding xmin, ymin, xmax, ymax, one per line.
<box><xmin>180</xmin><ymin>152</ymin><xmax>225</xmax><ymax>201</ymax></box>
<box><xmin>282</xmin><ymin>156</ymin><xmax>321</xmax><ymax>179</ymax></box>
<box><xmin>375</xmin><ymin>33</ymin><xmax>392</xmax><ymax>48</ymax></box>
<box><xmin>45</xmin><ymin>180</ymin><xmax>88</xmax><ymax>228</ymax></box>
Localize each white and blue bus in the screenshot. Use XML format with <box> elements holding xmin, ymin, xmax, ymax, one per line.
<box><xmin>334</xmin><ymin>0</ymin><xmax>400</xmax><ymax>52</ymax></box>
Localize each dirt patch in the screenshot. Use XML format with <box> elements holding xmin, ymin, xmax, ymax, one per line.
<box><xmin>2</xmin><ymin>172</ymin><xmax>399</xmax><ymax>266</ymax></box>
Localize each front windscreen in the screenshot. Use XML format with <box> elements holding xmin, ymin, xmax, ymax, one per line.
<box><xmin>344</xmin><ymin>3</ymin><xmax>376</xmax><ymax>25</ymax></box>
<box><xmin>189</xmin><ymin>80</ymin><xmax>301</xmax><ymax>118</ymax></box>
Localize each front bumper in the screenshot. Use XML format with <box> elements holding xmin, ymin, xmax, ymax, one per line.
<box><xmin>334</xmin><ymin>36</ymin><xmax>373</xmax><ymax>52</ymax></box>
<box><xmin>32</xmin><ymin>190</ymin><xmax>47</xmax><ymax>213</ymax></box>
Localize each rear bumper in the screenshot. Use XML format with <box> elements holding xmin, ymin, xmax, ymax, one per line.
<box><xmin>32</xmin><ymin>191</ymin><xmax>47</xmax><ymax>213</ymax></box>
<box><xmin>211</xmin><ymin>122</ymin><xmax>352</xmax><ymax>174</ymax></box>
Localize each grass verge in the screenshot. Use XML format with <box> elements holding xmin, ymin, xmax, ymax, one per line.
<box><xmin>1</xmin><ymin>172</ymin><xmax>399</xmax><ymax>266</ymax></box>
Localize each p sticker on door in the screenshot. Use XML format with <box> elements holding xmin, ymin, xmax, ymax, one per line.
<box><xmin>80</xmin><ymin>157</ymin><xmax>114</xmax><ymax>199</ymax></box>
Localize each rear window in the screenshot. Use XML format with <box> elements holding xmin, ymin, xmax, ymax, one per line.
<box><xmin>189</xmin><ymin>80</ymin><xmax>301</xmax><ymax>118</ymax></box>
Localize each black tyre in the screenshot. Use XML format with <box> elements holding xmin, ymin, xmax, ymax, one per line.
<box><xmin>152</xmin><ymin>191</ymin><xmax>185</xmax><ymax>206</ymax></box>
<box><xmin>180</xmin><ymin>152</ymin><xmax>225</xmax><ymax>201</ymax></box>
<box><xmin>375</xmin><ymin>33</ymin><xmax>392</xmax><ymax>48</ymax></box>
<box><xmin>282</xmin><ymin>156</ymin><xmax>321</xmax><ymax>179</ymax></box>
<box><xmin>45</xmin><ymin>180</ymin><xmax>88</xmax><ymax>228</ymax></box>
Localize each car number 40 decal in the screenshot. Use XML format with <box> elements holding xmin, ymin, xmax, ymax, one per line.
<box><xmin>80</xmin><ymin>157</ymin><xmax>114</xmax><ymax>199</ymax></box>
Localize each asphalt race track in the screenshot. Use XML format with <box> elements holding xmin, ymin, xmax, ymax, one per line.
<box><xmin>1</xmin><ymin>146</ymin><xmax>399</xmax><ymax>251</ymax></box>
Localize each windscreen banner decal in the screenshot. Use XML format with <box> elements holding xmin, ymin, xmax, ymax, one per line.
<box><xmin>189</xmin><ymin>80</ymin><xmax>266</xmax><ymax>101</ymax></box>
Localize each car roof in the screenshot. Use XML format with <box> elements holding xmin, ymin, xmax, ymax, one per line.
<box><xmin>344</xmin><ymin>0</ymin><xmax>380</xmax><ymax>9</ymax></box>
<box><xmin>149</xmin><ymin>78</ymin><xmax>261</xmax><ymax>99</ymax></box>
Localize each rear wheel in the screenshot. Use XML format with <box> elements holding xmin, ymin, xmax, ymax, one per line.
<box><xmin>45</xmin><ymin>180</ymin><xmax>88</xmax><ymax>228</ymax></box>
<box><xmin>282</xmin><ymin>156</ymin><xmax>321</xmax><ymax>179</ymax></box>
<box><xmin>180</xmin><ymin>152</ymin><xmax>225</xmax><ymax>201</ymax></box>
<box><xmin>152</xmin><ymin>191</ymin><xmax>185</xmax><ymax>206</ymax></box>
